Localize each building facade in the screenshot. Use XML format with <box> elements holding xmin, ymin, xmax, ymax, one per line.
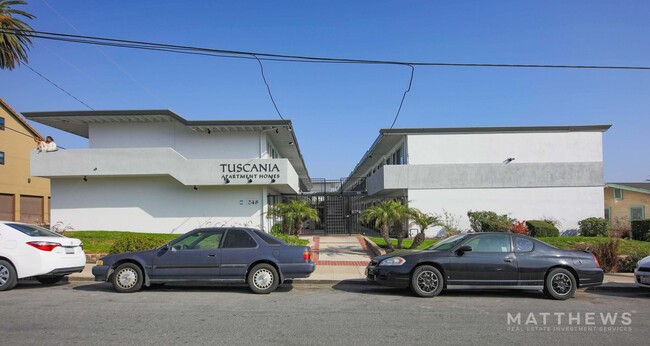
<box><xmin>343</xmin><ymin>125</ymin><xmax>610</xmax><ymax>234</ymax></box>
<box><xmin>25</xmin><ymin>110</ymin><xmax>311</xmax><ymax>234</ymax></box>
<box><xmin>0</xmin><ymin>98</ymin><xmax>51</xmax><ymax>224</ymax></box>
<box><xmin>604</xmin><ymin>183</ymin><xmax>649</xmax><ymax>227</ymax></box>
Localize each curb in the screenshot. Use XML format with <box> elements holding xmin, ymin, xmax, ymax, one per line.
<box><xmin>361</xmin><ymin>236</ymin><xmax>385</xmax><ymax>257</ymax></box>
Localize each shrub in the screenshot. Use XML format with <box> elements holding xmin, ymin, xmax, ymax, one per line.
<box><xmin>269</xmin><ymin>231</ymin><xmax>309</xmax><ymax>246</ymax></box>
<box><xmin>610</xmin><ymin>217</ymin><xmax>631</xmax><ymax>239</ymax></box>
<box><xmin>108</xmin><ymin>235</ymin><xmax>168</xmax><ymax>254</ymax></box>
<box><xmin>526</xmin><ymin>220</ymin><xmax>560</xmax><ymax>237</ymax></box>
<box><xmin>509</xmin><ymin>220</ymin><xmax>528</xmax><ymax>235</ymax></box>
<box><xmin>618</xmin><ymin>251</ymin><xmax>650</xmax><ymax>273</ymax></box>
<box><xmin>575</xmin><ymin>238</ymin><xmax>620</xmax><ymax>272</ymax></box>
<box><xmin>271</xmin><ymin>223</ymin><xmax>282</xmax><ymax>234</ymax></box>
<box><xmin>631</xmin><ymin>219</ymin><xmax>650</xmax><ymax>241</ymax></box>
<box><xmin>578</xmin><ymin>217</ymin><xmax>610</xmax><ymax>237</ymax></box>
<box><xmin>467</xmin><ymin>211</ymin><xmax>512</xmax><ymax>232</ymax></box>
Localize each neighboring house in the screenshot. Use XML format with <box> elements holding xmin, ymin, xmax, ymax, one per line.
<box><xmin>343</xmin><ymin>125</ymin><xmax>611</xmax><ymax>234</ymax></box>
<box><xmin>25</xmin><ymin>109</ymin><xmax>311</xmax><ymax>234</ymax></box>
<box><xmin>0</xmin><ymin>98</ymin><xmax>51</xmax><ymax>224</ymax></box>
<box><xmin>604</xmin><ymin>183</ymin><xmax>649</xmax><ymax>227</ymax></box>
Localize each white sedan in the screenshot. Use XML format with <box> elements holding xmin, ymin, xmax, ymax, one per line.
<box><xmin>635</xmin><ymin>255</ymin><xmax>650</xmax><ymax>289</ymax></box>
<box><xmin>0</xmin><ymin>221</ymin><xmax>86</xmax><ymax>291</ymax></box>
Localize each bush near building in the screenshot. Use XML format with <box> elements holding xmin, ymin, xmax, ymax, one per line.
<box><xmin>631</xmin><ymin>219</ymin><xmax>650</xmax><ymax>241</ymax></box>
<box><xmin>578</xmin><ymin>217</ymin><xmax>610</xmax><ymax>237</ymax></box>
<box><xmin>526</xmin><ymin>220</ymin><xmax>560</xmax><ymax>237</ymax></box>
<box><xmin>109</xmin><ymin>234</ymin><xmax>171</xmax><ymax>255</ymax></box>
<box><xmin>467</xmin><ymin>210</ymin><xmax>512</xmax><ymax>232</ymax></box>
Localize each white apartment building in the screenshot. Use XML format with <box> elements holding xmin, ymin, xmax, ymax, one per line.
<box><xmin>343</xmin><ymin>125</ymin><xmax>611</xmax><ymax>234</ymax></box>
<box><xmin>25</xmin><ymin>110</ymin><xmax>311</xmax><ymax>234</ymax></box>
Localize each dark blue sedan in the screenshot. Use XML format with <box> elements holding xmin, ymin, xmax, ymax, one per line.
<box><xmin>92</xmin><ymin>228</ymin><xmax>315</xmax><ymax>294</ymax></box>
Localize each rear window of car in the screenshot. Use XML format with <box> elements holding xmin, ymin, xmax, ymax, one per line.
<box><xmin>6</xmin><ymin>223</ymin><xmax>62</xmax><ymax>237</ymax></box>
<box><xmin>222</xmin><ymin>229</ymin><xmax>258</xmax><ymax>248</ymax></box>
<box><xmin>254</xmin><ymin>230</ymin><xmax>286</xmax><ymax>245</ymax></box>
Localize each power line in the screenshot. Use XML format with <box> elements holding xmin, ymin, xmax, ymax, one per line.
<box><xmin>252</xmin><ymin>54</ymin><xmax>285</xmax><ymax>120</ymax></box>
<box><xmin>390</xmin><ymin>65</ymin><xmax>415</xmax><ymax>129</ymax></box>
<box><xmin>24</xmin><ymin>64</ymin><xmax>94</xmax><ymax>110</ymax></box>
<box><xmin>3</xmin><ymin>125</ymin><xmax>67</xmax><ymax>149</ymax></box>
<box><xmin>4</xmin><ymin>29</ymin><xmax>650</xmax><ymax>70</ymax></box>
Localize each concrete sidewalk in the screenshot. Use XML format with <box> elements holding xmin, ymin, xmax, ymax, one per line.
<box><xmin>68</xmin><ymin>237</ymin><xmax>642</xmax><ymax>292</ymax></box>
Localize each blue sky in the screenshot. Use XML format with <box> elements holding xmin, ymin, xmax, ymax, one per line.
<box><xmin>1</xmin><ymin>0</ymin><xmax>649</xmax><ymax>181</ymax></box>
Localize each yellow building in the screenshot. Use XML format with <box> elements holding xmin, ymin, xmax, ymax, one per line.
<box><xmin>0</xmin><ymin>98</ymin><xmax>51</xmax><ymax>224</ymax></box>
<box><xmin>604</xmin><ymin>183</ymin><xmax>649</xmax><ymax>227</ymax></box>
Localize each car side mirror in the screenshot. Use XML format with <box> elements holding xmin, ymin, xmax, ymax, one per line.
<box><xmin>456</xmin><ymin>245</ymin><xmax>472</xmax><ymax>256</ymax></box>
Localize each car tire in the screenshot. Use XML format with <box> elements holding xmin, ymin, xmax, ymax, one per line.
<box><xmin>410</xmin><ymin>265</ymin><xmax>444</xmax><ymax>298</ymax></box>
<box><xmin>111</xmin><ymin>263</ymin><xmax>144</xmax><ymax>293</ymax></box>
<box><xmin>544</xmin><ymin>268</ymin><xmax>576</xmax><ymax>300</ymax></box>
<box><xmin>0</xmin><ymin>260</ymin><xmax>18</xmax><ymax>292</ymax></box>
<box><xmin>36</xmin><ymin>275</ymin><xmax>65</xmax><ymax>285</ymax></box>
<box><xmin>247</xmin><ymin>263</ymin><xmax>279</xmax><ymax>294</ymax></box>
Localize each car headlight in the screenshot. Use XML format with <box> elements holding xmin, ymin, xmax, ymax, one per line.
<box><xmin>379</xmin><ymin>257</ymin><xmax>406</xmax><ymax>266</ymax></box>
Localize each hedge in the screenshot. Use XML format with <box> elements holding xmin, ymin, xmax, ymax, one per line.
<box><xmin>526</xmin><ymin>220</ymin><xmax>560</xmax><ymax>237</ymax></box>
<box><xmin>578</xmin><ymin>217</ymin><xmax>610</xmax><ymax>237</ymax></box>
<box><xmin>631</xmin><ymin>219</ymin><xmax>650</xmax><ymax>241</ymax></box>
<box><xmin>108</xmin><ymin>235</ymin><xmax>169</xmax><ymax>254</ymax></box>
<box><xmin>467</xmin><ymin>211</ymin><xmax>512</xmax><ymax>232</ymax></box>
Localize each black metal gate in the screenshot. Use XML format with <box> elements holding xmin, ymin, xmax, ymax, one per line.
<box><xmin>268</xmin><ymin>193</ymin><xmax>403</xmax><ymax>235</ymax></box>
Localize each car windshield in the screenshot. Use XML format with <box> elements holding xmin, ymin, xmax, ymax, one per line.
<box><xmin>6</xmin><ymin>223</ymin><xmax>63</xmax><ymax>237</ymax></box>
<box><xmin>427</xmin><ymin>234</ymin><xmax>468</xmax><ymax>251</ymax></box>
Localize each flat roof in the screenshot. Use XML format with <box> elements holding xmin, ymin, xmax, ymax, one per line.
<box><xmin>23</xmin><ymin>109</ymin><xmax>312</xmax><ymax>190</ymax></box>
<box><xmin>343</xmin><ymin>124</ymin><xmax>612</xmax><ymax>191</ymax></box>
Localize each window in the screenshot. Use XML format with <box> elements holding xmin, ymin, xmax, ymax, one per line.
<box><xmin>614</xmin><ymin>188</ymin><xmax>623</xmax><ymax>200</ymax></box>
<box><xmin>604</xmin><ymin>207</ymin><xmax>611</xmax><ymax>221</ymax></box>
<box><xmin>0</xmin><ymin>117</ymin><xmax>4</xmax><ymax>130</ymax></box>
<box><xmin>514</xmin><ymin>237</ymin><xmax>534</xmax><ymax>252</ymax></box>
<box><xmin>7</xmin><ymin>223</ymin><xmax>62</xmax><ymax>237</ymax></box>
<box><xmin>631</xmin><ymin>206</ymin><xmax>645</xmax><ymax>221</ymax></box>
<box><xmin>222</xmin><ymin>229</ymin><xmax>257</xmax><ymax>248</ymax></box>
<box><xmin>0</xmin><ymin>151</ymin><xmax>4</xmax><ymax>165</ymax></box>
<box><xmin>463</xmin><ymin>234</ymin><xmax>512</xmax><ymax>253</ymax></box>
<box><xmin>172</xmin><ymin>230</ymin><xmax>224</xmax><ymax>250</ymax></box>
<box><xmin>254</xmin><ymin>230</ymin><xmax>285</xmax><ymax>245</ymax></box>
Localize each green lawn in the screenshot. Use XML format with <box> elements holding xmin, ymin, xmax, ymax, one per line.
<box><xmin>65</xmin><ymin>230</ymin><xmax>309</xmax><ymax>253</ymax></box>
<box><xmin>368</xmin><ymin>237</ymin><xmax>439</xmax><ymax>250</ymax></box>
<box><xmin>537</xmin><ymin>236</ymin><xmax>650</xmax><ymax>255</ymax></box>
<box><xmin>65</xmin><ymin>231</ymin><xmax>178</xmax><ymax>253</ymax></box>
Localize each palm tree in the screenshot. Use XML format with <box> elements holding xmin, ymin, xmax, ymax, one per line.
<box><xmin>360</xmin><ymin>200</ymin><xmax>407</xmax><ymax>252</ymax></box>
<box><xmin>0</xmin><ymin>0</ymin><xmax>35</xmax><ymax>70</ymax></box>
<box><xmin>268</xmin><ymin>200</ymin><xmax>319</xmax><ymax>235</ymax></box>
<box><xmin>409</xmin><ymin>209</ymin><xmax>441</xmax><ymax>249</ymax></box>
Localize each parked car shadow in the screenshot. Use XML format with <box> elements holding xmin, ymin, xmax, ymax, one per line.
<box><xmin>72</xmin><ymin>282</ymin><xmax>294</xmax><ymax>294</ymax></box>
<box><xmin>583</xmin><ymin>287</ymin><xmax>650</xmax><ymax>299</ymax></box>
<box><xmin>14</xmin><ymin>278</ymin><xmax>72</xmax><ymax>290</ymax></box>
<box><xmin>332</xmin><ymin>279</ymin><xmax>548</xmax><ymax>299</ymax></box>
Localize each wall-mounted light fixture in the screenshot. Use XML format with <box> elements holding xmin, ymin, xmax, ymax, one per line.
<box><xmin>224</xmin><ymin>177</ymin><xmax>230</xmax><ymax>184</ymax></box>
<box><xmin>207</xmin><ymin>129</ymin><xmax>211</xmax><ymax>134</ymax></box>
<box><xmin>247</xmin><ymin>178</ymin><xmax>253</xmax><ymax>183</ymax></box>
<box><xmin>83</xmin><ymin>176</ymin><xmax>88</xmax><ymax>182</ymax></box>
<box><xmin>275</xmin><ymin>128</ymin><xmax>279</xmax><ymax>134</ymax></box>
<box><xmin>270</xmin><ymin>178</ymin><xmax>276</xmax><ymax>183</ymax></box>
<box><xmin>93</xmin><ymin>167</ymin><xmax>98</xmax><ymax>171</ymax></box>
<box><xmin>288</xmin><ymin>141</ymin><xmax>294</xmax><ymax>145</ymax></box>
<box><xmin>193</xmin><ymin>185</ymin><xmax>198</xmax><ymax>190</ymax></box>
<box><xmin>27</xmin><ymin>178</ymin><xmax>31</xmax><ymax>184</ymax></box>
<box><xmin>503</xmin><ymin>158</ymin><xmax>515</xmax><ymax>164</ymax></box>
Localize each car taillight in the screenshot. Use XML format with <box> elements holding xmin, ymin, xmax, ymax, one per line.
<box><xmin>27</xmin><ymin>241</ymin><xmax>62</xmax><ymax>252</ymax></box>
<box><xmin>592</xmin><ymin>253</ymin><xmax>600</xmax><ymax>268</ymax></box>
<box><xmin>303</xmin><ymin>251</ymin><xmax>311</xmax><ymax>261</ymax></box>
<box><xmin>79</xmin><ymin>242</ymin><xmax>83</xmax><ymax>250</ymax></box>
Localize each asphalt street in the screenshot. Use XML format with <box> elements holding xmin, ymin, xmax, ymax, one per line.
<box><xmin>2</xmin><ymin>280</ymin><xmax>649</xmax><ymax>346</ymax></box>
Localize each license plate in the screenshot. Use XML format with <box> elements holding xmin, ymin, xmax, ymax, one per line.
<box><xmin>65</xmin><ymin>247</ymin><xmax>75</xmax><ymax>254</ymax></box>
<box><xmin>641</xmin><ymin>276</ymin><xmax>650</xmax><ymax>284</ymax></box>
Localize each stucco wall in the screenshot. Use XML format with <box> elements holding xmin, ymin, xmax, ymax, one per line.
<box><xmin>407</xmin><ymin>132</ymin><xmax>603</xmax><ymax>164</ymax></box>
<box><xmin>51</xmin><ymin>177</ymin><xmax>267</xmax><ymax>234</ymax></box>
<box><xmin>409</xmin><ymin>186</ymin><xmax>604</xmax><ymax>235</ymax></box>
<box><xmin>89</xmin><ymin>122</ymin><xmax>262</xmax><ymax>159</ymax></box>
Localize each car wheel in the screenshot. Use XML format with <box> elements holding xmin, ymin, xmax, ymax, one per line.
<box><xmin>247</xmin><ymin>263</ymin><xmax>279</xmax><ymax>294</ymax></box>
<box><xmin>36</xmin><ymin>275</ymin><xmax>65</xmax><ymax>285</ymax></box>
<box><xmin>0</xmin><ymin>260</ymin><xmax>18</xmax><ymax>292</ymax></box>
<box><xmin>111</xmin><ymin>263</ymin><xmax>144</xmax><ymax>293</ymax></box>
<box><xmin>545</xmin><ymin>268</ymin><xmax>576</xmax><ymax>300</ymax></box>
<box><xmin>410</xmin><ymin>265</ymin><xmax>444</xmax><ymax>298</ymax></box>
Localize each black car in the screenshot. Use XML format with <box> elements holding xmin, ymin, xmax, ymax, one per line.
<box><xmin>366</xmin><ymin>232</ymin><xmax>603</xmax><ymax>300</ymax></box>
<box><xmin>93</xmin><ymin>228</ymin><xmax>315</xmax><ymax>294</ymax></box>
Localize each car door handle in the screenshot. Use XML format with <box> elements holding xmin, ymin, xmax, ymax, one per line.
<box><xmin>208</xmin><ymin>254</ymin><xmax>216</xmax><ymax>257</ymax></box>
<box><xmin>503</xmin><ymin>257</ymin><xmax>515</xmax><ymax>262</ymax></box>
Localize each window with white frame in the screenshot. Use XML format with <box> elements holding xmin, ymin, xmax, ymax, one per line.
<box><xmin>630</xmin><ymin>206</ymin><xmax>645</xmax><ymax>221</ymax></box>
